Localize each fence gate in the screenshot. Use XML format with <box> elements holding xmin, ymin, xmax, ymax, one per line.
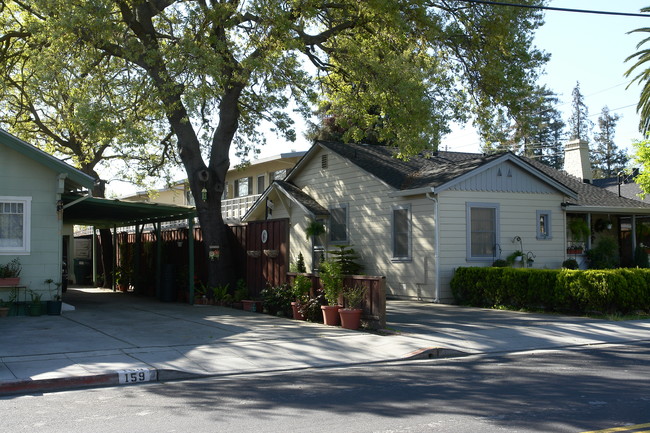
<box><xmin>245</xmin><ymin>219</ymin><xmax>289</xmax><ymax>296</ymax></box>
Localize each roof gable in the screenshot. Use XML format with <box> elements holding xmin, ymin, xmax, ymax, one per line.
<box><xmin>0</xmin><ymin>129</ymin><xmax>95</xmax><ymax>190</ymax></box>
<box><xmin>295</xmin><ymin>141</ymin><xmax>575</xmax><ymax>197</ymax></box>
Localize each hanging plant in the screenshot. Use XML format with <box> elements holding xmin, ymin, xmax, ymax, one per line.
<box><xmin>305</xmin><ymin>220</ymin><xmax>325</xmax><ymax>240</ymax></box>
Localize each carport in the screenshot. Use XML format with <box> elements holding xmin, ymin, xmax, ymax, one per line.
<box><xmin>61</xmin><ymin>194</ymin><xmax>198</xmax><ymax>302</ymax></box>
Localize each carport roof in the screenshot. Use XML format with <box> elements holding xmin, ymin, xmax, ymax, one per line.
<box><xmin>62</xmin><ymin>194</ymin><xmax>196</xmax><ymax>228</ymax></box>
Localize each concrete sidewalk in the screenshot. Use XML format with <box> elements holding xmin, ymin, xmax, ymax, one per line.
<box><xmin>1</xmin><ymin>288</ymin><xmax>649</xmax><ymax>396</ymax></box>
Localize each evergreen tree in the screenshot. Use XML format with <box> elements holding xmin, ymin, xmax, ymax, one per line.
<box><xmin>592</xmin><ymin>106</ymin><xmax>628</xmax><ymax>178</ymax></box>
<box><xmin>481</xmin><ymin>85</ymin><xmax>565</xmax><ymax>169</ymax></box>
<box><xmin>567</xmin><ymin>82</ymin><xmax>593</xmax><ymax>142</ymax></box>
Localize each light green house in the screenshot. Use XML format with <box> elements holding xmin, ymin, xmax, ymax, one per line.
<box><xmin>0</xmin><ymin>129</ymin><xmax>95</xmax><ymax>307</ymax></box>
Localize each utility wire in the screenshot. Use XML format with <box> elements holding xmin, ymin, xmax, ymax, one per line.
<box><xmin>457</xmin><ymin>0</ymin><xmax>650</xmax><ymax>18</ymax></box>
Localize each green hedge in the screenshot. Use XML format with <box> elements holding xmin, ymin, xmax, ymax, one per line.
<box><xmin>450</xmin><ymin>267</ymin><xmax>650</xmax><ymax>314</ymax></box>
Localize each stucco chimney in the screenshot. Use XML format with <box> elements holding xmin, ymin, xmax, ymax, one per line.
<box><xmin>563</xmin><ymin>139</ymin><xmax>592</xmax><ymax>184</ymax></box>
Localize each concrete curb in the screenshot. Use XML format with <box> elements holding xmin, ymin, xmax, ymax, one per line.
<box><xmin>0</xmin><ymin>347</ymin><xmax>470</xmax><ymax>397</ymax></box>
<box><xmin>0</xmin><ymin>368</ymin><xmax>158</xmax><ymax>397</ymax></box>
<box><xmin>402</xmin><ymin>347</ymin><xmax>468</xmax><ymax>360</ymax></box>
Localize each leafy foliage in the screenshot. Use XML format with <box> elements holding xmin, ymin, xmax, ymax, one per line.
<box><xmin>451</xmin><ymin>267</ymin><xmax>650</xmax><ymax>314</ymax></box>
<box><xmin>261</xmin><ymin>284</ymin><xmax>294</xmax><ymax>317</ymax></box>
<box><xmin>1</xmin><ymin>0</ymin><xmax>547</xmax><ymax>288</ymax></box>
<box><xmin>319</xmin><ymin>260</ymin><xmax>343</xmax><ymax>306</ymax></box>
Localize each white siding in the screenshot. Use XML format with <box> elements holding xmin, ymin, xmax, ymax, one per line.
<box><xmin>265</xmin><ymin>146</ymin><xmax>569</xmax><ymax>303</ymax></box>
<box><xmin>437</xmin><ymin>190</ymin><xmax>566</xmax><ymax>301</ymax></box>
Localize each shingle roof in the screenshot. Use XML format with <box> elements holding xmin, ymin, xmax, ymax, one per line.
<box><xmin>317</xmin><ymin>141</ymin><xmax>650</xmax><ymax>210</ymax></box>
<box><xmin>275</xmin><ymin>180</ymin><xmax>329</xmax><ymax>216</ymax></box>
<box><xmin>520</xmin><ymin>157</ymin><xmax>650</xmax><ymax>209</ymax></box>
<box><xmin>317</xmin><ymin>141</ymin><xmax>503</xmax><ymax>190</ymax></box>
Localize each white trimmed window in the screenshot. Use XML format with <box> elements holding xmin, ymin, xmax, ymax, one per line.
<box><xmin>0</xmin><ymin>197</ymin><xmax>31</xmax><ymax>254</ymax></box>
<box><xmin>234</xmin><ymin>177</ymin><xmax>252</xmax><ymax>197</ymax></box>
<box><xmin>392</xmin><ymin>205</ymin><xmax>412</xmax><ymax>261</ymax></box>
<box><xmin>329</xmin><ymin>203</ymin><xmax>348</xmax><ymax>243</ymax></box>
<box><xmin>536</xmin><ymin>210</ymin><xmax>552</xmax><ymax>240</ymax></box>
<box><xmin>466</xmin><ymin>202</ymin><xmax>499</xmax><ymax>261</ymax></box>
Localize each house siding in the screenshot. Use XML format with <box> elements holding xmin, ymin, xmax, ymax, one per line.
<box><xmin>290</xmin><ymin>148</ymin><xmax>439</xmax><ymax>299</ymax></box>
<box><xmin>447</xmin><ymin>161</ymin><xmax>558</xmax><ymax>194</ymax></box>
<box><xmin>436</xmin><ymin>190</ymin><xmax>566</xmax><ymax>301</ymax></box>
<box><xmin>0</xmin><ymin>143</ymin><xmax>62</xmax><ymax>301</ymax></box>
<box><xmin>254</xmin><ymin>145</ymin><xmax>570</xmax><ymax>304</ymax></box>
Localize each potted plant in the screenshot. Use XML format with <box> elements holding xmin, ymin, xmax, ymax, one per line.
<box><xmin>305</xmin><ymin>220</ymin><xmax>326</xmax><ymax>240</ymax></box>
<box><xmin>45</xmin><ymin>278</ymin><xmax>63</xmax><ymax>315</ymax></box>
<box><xmin>113</xmin><ymin>267</ymin><xmax>129</xmax><ymax>292</ymax></box>
<box><xmin>339</xmin><ymin>285</ymin><xmax>365</xmax><ymax>330</ymax></box>
<box><xmin>291</xmin><ymin>274</ymin><xmax>312</xmax><ymax>320</ymax></box>
<box><xmin>505</xmin><ymin>250</ymin><xmax>524</xmax><ymax>266</ymax></box>
<box><xmin>28</xmin><ymin>290</ymin><xmax>43</xmax><ymax>316</ymax></box>
<box><xmin>568</xmin><ymin>218</ymin><xmax>590</xmax><ymax>253</ymax></box>
<box><xmin>0</xmin><ymin>298</ymin><xmax>9</xmax><ymax>317</ymax></box>
<box><xmin>319</xmin><ymin>260</ymin><xmax>343</xmax><ymax>325</ymax></box>
<box><xmin>0</xmin><ymin>258</ymin><xmax>22</xmax><ymax>286</ymax></box>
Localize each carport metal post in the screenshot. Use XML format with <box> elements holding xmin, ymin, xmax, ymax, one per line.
<box><xmin>134</xmin><ymin>224</ymin><xmax>142</xmax><ymax>294</ymax></box>
<box><xmin>112</xmin><ymin>225</ymin><xmax>117</xmax><ymax>291</ymax></box>
<box><xmin>189</xmin><ymin>217</ymin><xmax>195</xmax><ymax>305</ymax></box>
<box><xmin>155</xmin><ymin>222</ymin><xmax>162</xmax><ymax>299</ymax></box>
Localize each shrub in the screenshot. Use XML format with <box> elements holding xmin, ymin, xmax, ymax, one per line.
<box><xmin>451</xmin><ymin>266</ymin><xmax>650</xmax><ymax>315</ymax></box>
<box><xmin>562</xmin><ymin>259</ymin><xmax>579</xmax><ymax>269</ymax></box>
<box><xmin>261</xmin><ymin>284</ymin><xmax>294</xmax><ymax>317</ymax></box>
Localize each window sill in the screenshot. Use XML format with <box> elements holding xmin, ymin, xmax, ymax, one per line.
<box><xmin>391</xmin><ymin>257</ymin><xmax>412</xmax><ymax>263</ymax></box>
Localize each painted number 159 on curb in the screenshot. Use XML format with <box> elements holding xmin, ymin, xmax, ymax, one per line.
<box><xmin>118</xmin><ymin>369</ymin><xmax>154</xmax><ymax>384</ymax></box>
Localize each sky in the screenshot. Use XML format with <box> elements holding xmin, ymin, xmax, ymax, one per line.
<box><xmin>106</xmin><ymin>1</ymin><xmax>650</xmax><ymax>197</ymax></box>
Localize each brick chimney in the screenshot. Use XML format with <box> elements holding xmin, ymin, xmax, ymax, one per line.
<box><xmin>563</xmin><ymin>139</ymin><xmax>592</xmax><ymax>183</ymax></box>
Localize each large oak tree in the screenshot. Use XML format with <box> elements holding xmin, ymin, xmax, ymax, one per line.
<box><xmin>1</xmin><ymin>0</ymin><xmax>548</xmax><ymax>287</ymax></box>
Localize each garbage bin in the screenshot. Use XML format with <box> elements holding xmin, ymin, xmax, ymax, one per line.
<box><xmin>73</xmin><ymin>258</ymin><xmax>92</xmax><ymax>285</ymax></box>
<box><xmin>160</xmin><ymin>264</ymin><xmax>177</xmax><ymax>302</ymax></box>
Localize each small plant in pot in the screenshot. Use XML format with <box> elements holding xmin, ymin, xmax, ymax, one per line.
<box><xmin>28</xmin><ymin>290</ymin><xmax>43</xmax><ymax>316</ymax></box>
<box><xmin>291</xmin><ymin>274</ymin><xmax>312</xmax><ymax>320</ymax></box>
<box><xmin>319</xmin><ymin>260</ymin><xmax>343</xmax><ymax>325</ymax></box>
<box><xmin>0</xmin><ymin>298</ymin><xmax>9</xmax><ymax>317</ymax></box>
<box><xmin>0</xmin><ymin>258</ymin><xmax>22</xmax><ymax>286</ymax></box>
<box><xmin>45</xmin><ymin>278</ymin><xmax>63</xmax><ymax>315</ymax></box>
<box><xmin>339</xmin><ymin>285</ymin><xmax>366</xmax><ymax>330</ymax></box>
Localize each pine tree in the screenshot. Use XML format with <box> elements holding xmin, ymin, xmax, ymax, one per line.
<box><xmin>592</xmin><ymin>106</ymin><xmax>628</xmax><ymax>178</ymax></box>
<box><xmin>567</xmin><ymin>82</ymin><xmax>593</xmax><ymax>142</ymax></box>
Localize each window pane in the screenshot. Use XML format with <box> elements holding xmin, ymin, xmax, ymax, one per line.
<box><xmin>330</xmin><ymin>207</ymin><xmax>347</xmax><ymax>242</ymax></box>
<box><xmin>237</xmin><ymin>178</ymin><xmax>249</xmax><ymax>197</ymax></box>
<box><xmin>0</xmin><ymin>202</ymin><xmax>24</xmax><ymax>248</ymax></box>
<box><xmin>393</xmin><ymin>208</ymin><xmax>409</xmax><ymax>257</ymax></box>
<box><xmin>470</xmin><ymin>207</ymin><xmax>495</xmax><ymax>257</ymax></box>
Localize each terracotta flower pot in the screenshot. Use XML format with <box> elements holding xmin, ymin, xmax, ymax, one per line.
<box><xmin>339</xmin><ymin>308</ymin><xmax>363</xmax><ymax>330</ymax></box>
<box><xmin>291</xmin><ymin>301</ymin><xmax>305</xmax><ymax>320</ymax></box>
<box><xmin>321</xmin><ymin>305</ymin><xmax>341</xmax><ymax>326</ymax></box>
<box><xmin>242</xmin><ymin>300</ymin><xmax>263</xmax><ymax>312</ymax></box>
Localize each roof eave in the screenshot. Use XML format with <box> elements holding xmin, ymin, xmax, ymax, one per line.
<box><xmin>563</xmin><ymin>204</ymin><xmax>650</xmax><ymax>214</ymax></box>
